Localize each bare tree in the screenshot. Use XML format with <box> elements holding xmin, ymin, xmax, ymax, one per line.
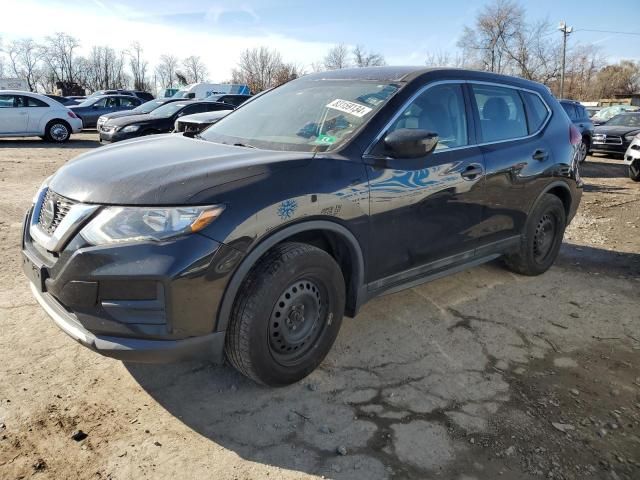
<box><xmin>182</xmin><ymin>55</ymin><xmax>208</xmax><ymax>83</ymax></box>
<box><xmin>324</xmin><ymin>44</ymin><xmax>350</xmax><ymax>70</ymax></box>
<box><xmin>84</xmin><ymin>46</ymin><xmax>127</xmax><ymax>91</ymax></box>
<box><xmin>6</xmin><ymin>39</ymin><xmax>43</xmax><ymax>91</ymax></box>
<box><xmin>352</xmin><ymin>45</ymin><xmax>385</xmax><ymax>67</ymax></box>
<box><xmin>155</xmin><ymin>54</ymin><xmax>179</xmax><ymax>89</ymax></box>
<box><xmin>231</xmin><ymin>47</ymin><xmax>284</xmax><ymax>93</ymax></box>
<box><xmin>128</xmin><ymin>42</ymin><xmax>149</xmax><ymax>91</ymax></box>
<box><xmin>457</xmin><ymin>0</ymin><xmax>524</xmax><ymax>73</ymax></box>
<box><xmin>424</xmin><ymin>50</ymin><xmax>465</xmax><ymax>68</ymax></box>
<box><xmin>41</xmin><ymin>32</ymin><xmax>81</xmax><ymax>83</ymax></box>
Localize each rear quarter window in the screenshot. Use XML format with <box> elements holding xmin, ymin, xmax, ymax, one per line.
<box><xmin>523</xmin><ymin>92</ymin><xmax>550</xmax><ymax>133</ymax></box>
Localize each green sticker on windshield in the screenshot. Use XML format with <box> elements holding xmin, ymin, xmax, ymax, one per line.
<box><xmin>314</xmin><ymin>134</ymin><xmax>336</xmax><ymax>145</ymax></box>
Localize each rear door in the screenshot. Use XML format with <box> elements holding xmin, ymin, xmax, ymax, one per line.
<box><xmin>470</xmin><ymin>83</ymin><xmax>552</xmax><ymax>247</ymax></box>
<box><xmin>0</xmin><ymin>94</ymin><xmax>28</xmax><ymax>133</ymax></box>
<box><xmin>365</xmin><ymin>82</ymin><xmax>487</xmax><ymax>288</ymax></box>
<box><xmin>24</xmin><ymin>96</ymin><xmax>50</xmax><ymax>133</ymax></box>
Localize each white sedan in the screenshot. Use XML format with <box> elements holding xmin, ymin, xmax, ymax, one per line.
<box><xmin>0</xmin><ymin>90</ymin><xmax>83</xmax><ymax>142</ymax></box>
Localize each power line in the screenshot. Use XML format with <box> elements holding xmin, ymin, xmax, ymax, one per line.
<box><xmin>574</xmin><ymin>29</ymin><xmax>640</xmax><ymax>36</ymax></box>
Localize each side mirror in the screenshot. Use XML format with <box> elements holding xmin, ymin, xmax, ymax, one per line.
<box><xmin>383</xmin><ymin>129</ymin><xmax>439</xmax><ymax>159</ymax></box>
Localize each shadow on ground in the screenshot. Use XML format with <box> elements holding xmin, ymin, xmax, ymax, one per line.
<box><xmin>0</xmin><ymin>137</ymin><xmax>100</xmax><ymax>149</ymax></box>
<box><xmin>125</xmin><ymin>243</ymin><xmax>640</xmax><ymax>479</ymax></box>
<box><xmin>581</xmin><ymin>157</ymin><xmax>627</xmax><ymax>179</ymax></box>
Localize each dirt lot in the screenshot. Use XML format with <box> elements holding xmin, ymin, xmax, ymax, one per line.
<box><xmin>0</xmin><ymin>133</ymin><xmax>638</xmax><ymax>480</ymax></box>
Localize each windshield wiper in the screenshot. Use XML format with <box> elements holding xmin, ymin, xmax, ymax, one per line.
<box><xmin>232</xmin><ymin>142</ymin><xmax>257</xmax><ymax>149</ymax></box>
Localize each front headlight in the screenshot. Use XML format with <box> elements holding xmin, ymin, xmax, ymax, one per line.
<box><xmin>120</xmin><ymin>125</ymin><xmax>141</xmax><ymax>133</ymax></box>
<box><xmin>625</xmin><ymin>132</ymin><xmax>640</xmax><ymax>141</ymax></box>
<box><xmin>80</xmin><ymin>205</ymin><xmax>225</xmax><ymax>246</ymax></box>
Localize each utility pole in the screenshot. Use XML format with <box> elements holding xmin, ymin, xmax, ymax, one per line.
<box><xmin>558</xmin><ymin>21</ymin><xmax>573</xmax><ymax>99</ymax></box>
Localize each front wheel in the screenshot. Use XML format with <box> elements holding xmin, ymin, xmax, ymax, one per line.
<box><xmin>504</xmin><ymin>194</ymin><xmax>566</xmax><ymax>276</ymax></box>
<box><xmin>44</xmin><ymin>120</ymin><xmax>71</xmax><ymax>143</ymax></box>
<box><xmin>225</xmin><ymin>242</ymin><xmax>345</xmax><ymax>386</ymax></box>
<box><xmin>578</xmin><ymin>139</ymin><xmax>588</xmax><ymax>163</ymax></box>
<box><xmin>629</xmin><ymin>161</ymin><xmax>640</xmax><ymax>182</ymax></box>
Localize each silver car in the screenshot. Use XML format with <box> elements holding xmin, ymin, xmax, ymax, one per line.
<box><xmin>624</xmin><ymin>133</ymin><xmax>640</xmax><ymax>181</ymax></box>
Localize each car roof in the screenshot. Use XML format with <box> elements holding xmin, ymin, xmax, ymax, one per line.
<box><xmin>302</xmin><ymin>66</ymin><xmax>548</xmax><ymax>91</ymax></box>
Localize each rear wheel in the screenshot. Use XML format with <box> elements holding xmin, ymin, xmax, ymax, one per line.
<box><xmin>504</xmin><ymin>194</ymin><xmax>566</xmax><ymax>276</ymax></box>
<box><xmin>629</xmin><ymin>161</ymin><xmax>640</xmax><ymax>182</ymax></box>
<box><xmin>225</xmin><ymin>242</ymin><xmax>345</xmax><ymax>386</ymax></box>
<box><xmin>44</xmin><ymin>120</ymin><xmax>71</xmax><ymax>143</ymax></box>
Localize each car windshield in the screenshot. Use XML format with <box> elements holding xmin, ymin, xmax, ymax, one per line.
<box><xmin>201</xmin><ymin>79</ymin><xmax>400</xmax><ymax>152</ymax></box>
<box><xmin>149</xmin><ymin>102</ymin><xmax>188</xmax><ymax>118</ymax></box>
<box><xmin>604</xmin><ymin>113</ymin><xmax>640</xmax><ymax>127</ymax></box>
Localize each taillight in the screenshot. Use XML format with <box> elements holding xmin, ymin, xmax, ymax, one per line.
<box><xmin>67</xmin><ymin>111</ymin><xmax>78</xmax><ymax>119</ymax></box>
<box><xmin>569</xmin><ymin>124</ymin><xmax>581</xmax><ymax>145</ymax></box>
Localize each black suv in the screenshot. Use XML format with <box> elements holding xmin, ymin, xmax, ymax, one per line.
<box><xmin>560</xmin><ymin>100</ymin><xmax>593</xmax><ymax>163</ymax></box>
<box><xmin>22</xmin><ymin>67</ymin><xmax>582</xmax><ymax>386</ymax></box>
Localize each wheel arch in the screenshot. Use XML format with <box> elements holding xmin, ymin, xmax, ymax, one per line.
<box><xmin>535</xmin><ymin>181</ymin><xmax>573</xmax><ymax>219</ymax></box>
<box><xmin>215</xmin><ymin>220</ymin><xmax>366</xmax><ymax>333</ymax></box>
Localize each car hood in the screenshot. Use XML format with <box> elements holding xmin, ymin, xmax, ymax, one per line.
<box><xmin>179</xmin><ymin>110</ymin><xmax>231</xmax><ymax>124</ymax></box>
<box><xmin>49</xmin><ymin>134</ymin><xmax>313</xmax><ymax>205</ymax></box>
<box><xmin>102</xmin><ymin>110</ymin><xmax>144</xmax><ymax>121</ymax></box>
<box><xmin>594</xmin><ymin>125</ymin><xmax>640</xmax><ymax>136</ymax></box>
<box><xmin>107</xmin><ymin>113</ymin><xmax>159</xmax><ymax>127</ymax></box>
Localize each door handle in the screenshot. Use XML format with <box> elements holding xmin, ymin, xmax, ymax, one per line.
<box><xmin>460</xmin><ymin>164</ymin><xmax>484</xmax><ymax>180</ymax></box>
<box><xmin>532</xmin><ymin>149</ymin><xmax>548</xmax><ymax>161</ymax></box>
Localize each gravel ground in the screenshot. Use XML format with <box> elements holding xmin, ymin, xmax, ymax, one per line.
<box><xmin>0</xmin><ymin>133</ymin><xmax>638</xmax><ymax>480</ymax></box>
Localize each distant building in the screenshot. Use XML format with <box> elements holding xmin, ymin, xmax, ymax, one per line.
<box><xmin>599</xmin><ymin>94</ymin><xmax>640</xmax><ymax>107</ymax></box>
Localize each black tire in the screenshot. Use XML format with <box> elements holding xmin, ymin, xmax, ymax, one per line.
<box><xmin>504</xmin><ymin>194</ymin><xmax>566</xmax><ymax>276</ymax></box>
<box><xmin>225</xmin><ymin>242</ymin><xmax>345</xmax><ymax>386</ymax></box>
<box><xmin>44</xmin><ymin>120</ymin><xmax>71</xmax><ymax>143</ymax></box>
<box><xmin>578</xmin><ymin>138</ymin><xmax>589</xmax><ymax>163</ymax></box>
<box><xmin>629</xmin><ymin>161</ymin><xmax>640</xmax><ymax>182</ymax></box>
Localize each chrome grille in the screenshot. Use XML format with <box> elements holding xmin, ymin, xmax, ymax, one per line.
<box><xmin>593</xmin><ymin>134</ymin><xmax>622</xmax><ymax>145</ymax></box>
<box><xmin>38</xmin><ymin>189</ymin><xmax>76</xmax><ymax>235</ymax></box>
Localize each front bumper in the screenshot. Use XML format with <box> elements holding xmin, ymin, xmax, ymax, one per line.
<box><xmin>99</xmin><ymin>128</ymin><xmax>140</xmax><ymax>143</ymax></box>
<box><xmin>590</xmin><ymin>142</ymin><xmax>629</xmax><ymax>155</ymax></box>
<box><xmin>624</xmin><ymin>140</ymin><xmax>640</xmax><ymax>165</ymax></box>
<box><xmin>22</xmin><ymin>204</ymin><xmax>243</xmax><ymax>363</ymax></box>
<box><xmin>30</xmin><ymin>283</ymin><xmax>226</xmax><ymax>363</ymax></box>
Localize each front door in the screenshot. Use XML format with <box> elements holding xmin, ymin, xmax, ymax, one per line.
<box><xmin>0</xmin><ymin>94</ymin><xmax>29</xmax><ymax>133</ymax></box>
<box><xmin>365</xmin><ymin>82</ymin><xmax>486</xmax><ymax>290</ymax></box>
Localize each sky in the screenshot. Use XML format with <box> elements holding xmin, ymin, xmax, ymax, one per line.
<box><xmin>2</xmin><ymin>0</ymin><xmax>640</xmax><ymax>82</ymax></box>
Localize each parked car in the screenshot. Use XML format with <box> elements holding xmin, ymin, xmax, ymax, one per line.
<box><xmin>98</xmin><ymin>99</ymin><xmax>234</xmax><ymax>143</ymax></box>
<box><xmin>560</xmin><ymin>100</ymin><xmax>593</xmax><ymax>162</ymax></box>
<box><xmin>591</xmin><ymin>112</ymin><xmax>640</xmax><ymax>158</ymax></box>
<box><xmin>69</xmin><ymin>95</ymin><xmax>143</xmax><ymax>129</ymax></box>
<box><xmin>22</xmin><ymin>67</ymin><xmax>582</xmax><ymax>386</ymax></box>
<box><xmin>171</xmin><ymin>83</ymin><xmax>251</xmax><ymax>99</ymax></box>
<box><xmin>591</xmin><ymin>105</ymin><xmax>639</xmax><ymax>126</ymax></box>
<box><xmin>96</xmin><ymin>98</ymin><xmax>184</xmax><ymax>131</ymax></box>
<box><xmin>88</xmin><ymin>89</ymin><xmax>154</xmax><ymax>102</ymax></box>
<box><xmin>45</xmin><ymin>94</ymin><xmax>81</xmax><ymax>106</ymax></box>
<box><xmin>0</xmin><ymin>90</ymin><xmax>82</xmax><ymax>142</ymax></box>
<box><xmin>585</xmin><ymin>106</ymin><xmax>600</xmax><ymax>118</ymax></box>
<box><xmin>205</xmin><ymin>94</ymin><xmax>251</xmax><ymax>107</ymax></box>
<box><xmin>624</xmin><ymin>133</ymin><xmax>640</xmax><ymax>181</ymax></box>
<box><xmin>174</xmin><ymin>109</ymin><xmax>233</xmax><ymax>137</ymax></box>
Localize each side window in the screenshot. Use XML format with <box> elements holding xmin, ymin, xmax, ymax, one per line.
<box><xmin>562</xmin><ymin>103</ymin><xmax>577</xmax><ymax>120</ymax></box>
<box><xmin>181</xmin><ymin>105</ymin><xmax>202</xmax><ymax>116</ymax></box>
<box><xmin>106</xmin><ymin>97</ymin><xmax>119</xmax><ymax>108</ymax></box>
<box><xmin>386</xmin><ymin>83</ymin><xmax>468</xmax><ymax>150</ymax></box>
<box><xmin>472</xmin><ymin>84</ymin><xmax>528</xmax><ymax>142</ymax></box>
<box><xmin>0</xmin><ymin>94</ymin><xmax>16</xmax><ymax>108</ymax></box>
<box><xmin>93</xmin><ymin>98</ymin><xmax>108</xmax><ymax>108</ymax></box>
<box><xmin>15</xmin><ymin>96</ymin><xmax>26</xmax><ymax>108</ymax></box>
<box><xmin>119</xmin><ymin>97</ymin><xmax>137</xmax><ymax>107</ymax></box>
<box><xmin>522</xmin><ymin>92</ymin><xmax>549</xmax><ymax>133</ymax></box>
<box><xmin>25</xmin><ymin>96</ymin><xmax>48</xmax><ymax>107</ymax></box>
<box><xmin>205</xmin><ymin>103</ymin><xmax>230</xmax><ymax>112</ymax></box>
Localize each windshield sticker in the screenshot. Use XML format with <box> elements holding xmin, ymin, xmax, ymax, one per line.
<box><xmin>326</xmin><ymin>99</ymin><xmax>372</xmax><ymax>118</ymax></box>
<box><xmin>313</xmin><ymin>134</ymin><xmax>337</xmax><ymax>145</ymax></box>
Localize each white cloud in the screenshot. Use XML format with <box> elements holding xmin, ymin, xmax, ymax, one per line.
<box><xmin>1</xmin><ymin>0</ymin><xmax>335</xmax><ymax>82</ymax></box>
